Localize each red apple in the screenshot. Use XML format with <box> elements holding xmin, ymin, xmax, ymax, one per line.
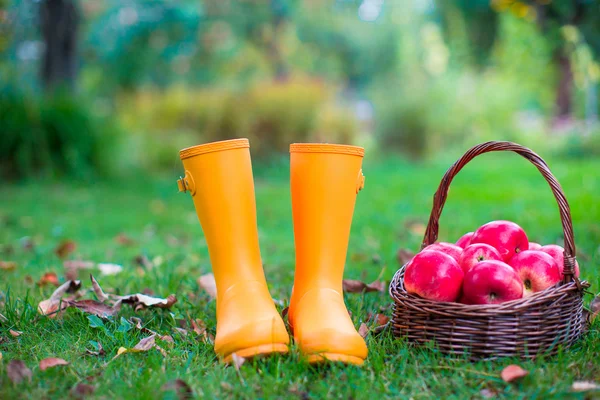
<box><xmin>404</xmin><ymin>250</ymin><xmax>464</xmax><ymax>302</ymax></box>
<box><xmin>459</xmin><ymin>243</ymin><xmax>503</xmax><ymax>273</ymax></box>
<box><xmin>456</xmin><ymin>232</ymin><xmax>474</xmax><ymax>249</ymax></box>
<box><xmin>422</xmin><ymin>242</ymin><xmax>463</xmax><ymax>263</ymax></box>
<box><xmin>528</xmin><ymin>242</ymin><xmax>542</xmax><ymax>250</ymax></box>
<box><xmin>540</xmin><ymin>244</ymin><xmax>580</xmax><ymax>277</ymax></box>
<box><xmin>509</xmin><ymin>250</ymin><xmax>561</xmax><ymax>296</ymax></box>
<box><xmin>462</xmin><ymin>260</ymin><xmax>523</xmax><ymax>304</ymax></box>
<box><xmin>471</xmin><ymin>220</ymin><xmax>529</xmax><ymax>262</ymax></box>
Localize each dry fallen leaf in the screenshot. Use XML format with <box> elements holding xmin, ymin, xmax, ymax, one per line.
<box><xmin>85</xmin><ymin>342</ymin><xmax>105</xmax><ymax>357</ymax></box>
<box><xmin>90</xmin><ymin>275</ymin><xmax>108</xmax><ymax>302</ymax></box>
<box><xmin>115</xmin><ymin>233</ymin><xmax>136</xmax><ymax>246</ymax></box>
<box><xmin>159</xmin><ymin>335</ymin><xmax>174</xmax><ymax>344</ymax></box>
<box><xmin>9</xmin><ymin>329</ymin><xmax>22</xmax><ymax>337</ymax></box>
<box><xmin>501</xmin><ymin>365</ymin><xmax>529</xmax><ymax>383</ymax></box>
<box><xmin>39</xmin><ymin>357</ymin><xmax>69</xmax><ymax>371</ymax></box>
<box><xmin>133</xmin><ymin>335</ymin><xmax>157</xmax><ymax>351</ymax></box>
<box><xmin>198</xmin><ymin>273</ymin><xmax>217</xmax><ymax>299</ymax></box>
<box><xmin>72</xmin><ymin>383</ymin><xmax>95</xmax><ymax>399</ymax></box>
<box><xmin>590</xmin><ymin>296</ymin><xmax>600</xmax><ymax>322</ymax></box>
<box><xmin>191</xmin><ymin>319</ymin><xmax>207</xmax><ymax>335</ymax></box>
<box><xmin>98</xmin><ymin>263</ymin><xmax>123</xmax><ymax>276</ymax></box>
<box><xmin>342</xmin><ymin>279</ymin><xmax>385</xmax><ymax>293</ymax></box>
<box><xmin>55</xmin><ymin>240</ymin><xmax>77</xmax><ymax>259</ymax></box>
<box><xmin>0</xmin><ymin>261</ymin><xmax>17</xmax><ymax>271</ymax></box>
<box><xmin>7</xmin><ymin>360</ymin><xmax>32</xmax><ymax>384</ymax></box>
<box><xmin>37</xmin><ymin>272</ymin><xmax>60</xmax><ymax>287</ymax></box>
<box><xmin>38</xmin><ymin>280</ymin><xmax>82</xmax><ymax>318</ymax></box>
<box><xmin>231</xmin><ymin>353</ymin><xmax>246</xmax><ymax>370</ymax></box>
<box><xmin>571</xmin><ymin>381</ymin><xmax>600</xmax><ymax>392</ymax></box>
<box><xmin>397</xmin><ymin>248</ymin><xmax>415</xmax><ymax>265</ymax></box>
<box><xmin>67</xmin><ymin>300</ymin><xmax>116</xmax><ymax>318</ymax></box>
<box><xmin>161</xmin><ymin>379</ymin><xmax>193</xmax><ymax>400</ymax></box>
<box><xmin>358</xmin><ymin>323</ymin><xmax>369</xmax><ymax>338</ymax></box>
<box><xmin>118</xmin><ymin>293</ymin><xmax>177</xmax><ymax>311</ymax></box>
<box><xmin>374</xmin><ymin>313</ymin><xmax>390</xmax><ymax>326</ymax></box>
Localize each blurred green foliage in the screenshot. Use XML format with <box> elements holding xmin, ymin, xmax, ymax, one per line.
<box><xmin>1</xmin><ymin>0</ymin><xmax>599</xmax><ymax>178</ymax></box>
<box><xmin>0</xmin><ymin>86</ymin><xmax>121</xmax><ymax>179</ymax></box>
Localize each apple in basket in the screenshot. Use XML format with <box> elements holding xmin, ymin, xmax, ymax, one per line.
<box><xmin>461</xmin><ymin>260</ymin><xmax>523</xmax><ymax>304</ymax></box>
<box><xmin>471</xmin><ymin>220</ymin><xmax>529</xmax><ymax>262</ymax></box>
<box><xmin>422</xmin><ymin>242</ymin><xmax>463</xmax><ymax>262</ymax></box>
<box><xmin>528</xmin><ymin>242</ymin><xmax>542</xmax><ymax>250</ymax></box>
<box><xmin>458</xmin><ymin>243</ymin><xmax>503</xmax><ymax>273</ymax></box>
<box><xmin>509</xmin><ymin>250</ymin><xmax>561</xmax><ymax>296</ymax></box>
<box><xmin>540</xmin><ymin>244</ymin><xmax>580</xmax><ymax>277</ymax></box>
<box><xmin>455</xmin><ymin>232</ymin><xmax>474</xmax><ymax>249</ymax></box>
<box><xmin>404</xmin><ymin>250</ymin><xmax>464</xmax><ymax>302</ymax></box>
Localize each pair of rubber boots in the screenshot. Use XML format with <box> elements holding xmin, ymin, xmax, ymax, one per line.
<box><xmin>178</xmin><ymin>139</ymin><xmax>367</xmax><ymax>365</ymax></box>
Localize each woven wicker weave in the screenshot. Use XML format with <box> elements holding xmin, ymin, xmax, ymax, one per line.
<box><xmin>389</xmin><ymin>141</ymin><xmax>590</xmax><ymax>359</ymax></box>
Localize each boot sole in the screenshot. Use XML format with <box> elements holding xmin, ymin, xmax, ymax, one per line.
<box><xmin>222</xmin><ymin>343</ymin><xmax>289</xmax><ymax>363</ymax></box>
<box><xmin>307</xmin><ymin>353</ymin><xmax>365</xmax><ymax>366</ymax></box>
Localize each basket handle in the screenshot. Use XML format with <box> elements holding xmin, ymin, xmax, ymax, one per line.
<box><xmin>422</xmin><ymin>141</ymin><xmax>578</xmax><ymax>283</ymax></box>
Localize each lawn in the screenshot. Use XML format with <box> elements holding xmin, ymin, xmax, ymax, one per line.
<box><xmin>1</xmin><ymin>150</ymin><xmax>599</xmax><ymax>399</ymax></box>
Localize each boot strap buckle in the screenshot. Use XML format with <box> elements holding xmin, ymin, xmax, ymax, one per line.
<box><xmin>177</xmin><ymin>171</ymin><xmax>196</xmax><ymax>195</ymax></box>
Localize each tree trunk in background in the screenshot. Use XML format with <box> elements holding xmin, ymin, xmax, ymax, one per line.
<box><xmin>555</xmin><ymin>50</ymin><xmax>573</xmax><ymax>118</ymax></box>
<box><xmin>40</xmin><ymin>0</ymin><xmax>80</xmax><ymax>91</ymax></box>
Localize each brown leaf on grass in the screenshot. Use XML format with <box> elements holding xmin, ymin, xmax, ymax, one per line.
<box><xmin>397</xmin><ymin>248</ymin><xmax>415</xmax><ymax>265</ymax></box>
<box><xmin>71</xmin><ymin>383</ymin><xmax>95</xmax><ymax>399</ymax></box>
<box><xmin>114</xmin><ymin>335</ymin><xmax>157</xmax><ymax>360</ymax></box>
<box><xmin>358</xmin><ymin>323</ymin><xmax>369</xmax><ymax>338</ymax></box>
<box><xmin>38</xmin><ymin>280</ymin><xmax>82</xmax><ymax>318</ymax></box>
<box><xmin>571</xmin><ymin>381</ymin><xmax>600</xmax><ymax>392</ymax></box>
<box><xmin>37</xmin><ymin>272</ymin><xmax>60</xmax><ymax>287</ymax></box>
<box><xmin>342</xmin><ymin>279</ymin><xmax>385</xmax><ymax>293</ymax></box>
<box><xmin>67</xmin><ymin>300</ymin><xmax>116</xmax><ymax>318</ymax></box>
<box><xmin>231</xmin><ymin>353</ymin><xmax>246</xmax><ymax>370</ymax></box>
<box><xmin>85</xmin><ymin>342</ymin><xmax>105</xmax><ymax>357</ymax></box>
<box><xmin>198</xmin><ymin>273</ymin><xmax>217</xmax><ymax>299</ymax></box>
<box><xmin>115</xmin><ymin>233</ymin><xmax>136</xmax><ymax>246</ymax></box>
<box><xmin>480</xmin><ymin>388</ymin><xmax>498</xmax><ymax>398</ymax></box>
<box><xmin>161</xmin><ymin>379</ymin><xmax>193</xmax><ymax>400</ymax></box>
<box><xmin>133</xmin><ymin>335</ymin><xmax>157</xmax><ymax>351</ymax></box>
<box><xmin>374</xmin><ymin>313</ymin><xmax>390</xmax><ymax>326</ymax></box>
<box><xmin>0</xmin><ymin>261</ymin><xmax>17</xmax><ymax>271</ymax></box>
<box><xmin>590</xmin><ymin>296</ymin><xmax>600</xmax><ymax>322</ymax></box>
<box><xmin>55</xmin><ymin>240</ymin><xmax>77</xmax><ymax>259</ymax></box>
<box><xmin>10</xmin><ymin>329</ymin><xmax>22</xmax><ymax>337</ymax></box>
<box><xmin>39</xmin><ymin>357</ymin><xmax>69</xmax><ymax>371</ymax></box>
<box><xmin>173</xmin><ymin>327</ymin><xmax>188</xmax><ymax>336</ymax></box>
<box><xmin>7</xmin><ymin>360</ymin><xmax>32</xmax><ymax>384</ymax></box>
<box><xmin>190</xmin><ymin>319</ymin><xmax>207</xmax><ymax>335</ymax></box>
<box><xmin>159</xmin><ymin>335</ymin><xmax>175</xmax><ymax>344</ymax></box>
<box><xmin>118</xmin><ymin>293</ymin><xmax>177</xmax><ymax>311</ymax></box>
<box><xmin>501</xmin><ymin>365</ymin><xmax>529</xmax><ymax>382</ymax></box>
<box><xmin>90</xmin><ymin>275</ymin><xmax>108</xmax><ymax>302</ymax></box>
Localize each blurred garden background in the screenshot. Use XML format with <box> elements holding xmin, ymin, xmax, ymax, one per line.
<box><xmin>1</xmin><ymin>1</ymin><xmax>600</xmax><ymax>398</ymax></box>
<box><xmin>1</xmin><ymin>0</ymin><xmax>600</xmax><ymax>178</ymax></box>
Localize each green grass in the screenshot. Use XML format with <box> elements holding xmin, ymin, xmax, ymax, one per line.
<box><xmin>1</xmin><ymin>151</ymin><xmax>599</xmax><ymax>399</ymax></box>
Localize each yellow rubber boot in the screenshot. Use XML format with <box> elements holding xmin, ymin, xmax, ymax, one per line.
<box><xmin>288</xmin><ymin>143</ymin><xmax>368</xmax><ymax>365</ymax></box>
<box><xmin>178</xmin><ymin>139</ymin><xmax>289</xmax><ymax>363</ymax></box>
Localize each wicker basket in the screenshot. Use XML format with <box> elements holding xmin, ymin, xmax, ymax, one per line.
<box><xmin>389</xmin><ymin>141</ymin><xmax>590</xmax><ymax>359</ymax></box>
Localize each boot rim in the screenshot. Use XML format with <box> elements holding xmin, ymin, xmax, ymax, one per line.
<box><xmin>180</xmin><ymin>138</ymin><xmax>250</xmax><ymax>160</ymax></box>
<box><xmin>290</xmin><ymin>143</ymin><xmax>364</xmax><ymax>157</ymax></box>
